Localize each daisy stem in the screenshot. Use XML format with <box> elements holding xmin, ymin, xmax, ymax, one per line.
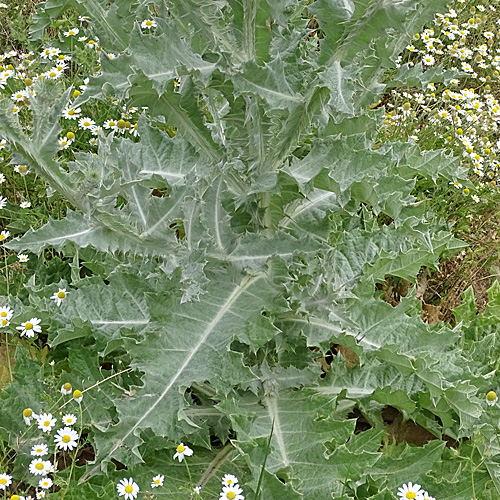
<box><xmin>22</xmin><ymin>175</ymin><xmax>31</xmax><ymax>204</ymax></box>
<box><xmin>3</xmin><ymin>248</ymin><xmax>9</xmax><ymax>296</ymax></box>
<box><xmin>184</xmin><ymin>459</ymin><xmax>193</xmax><ymax>485</ymax></box>
<box><xmin>4</xmin><ymin>332</ymin><xmax>12</xmax><ymax>382</ymax></box>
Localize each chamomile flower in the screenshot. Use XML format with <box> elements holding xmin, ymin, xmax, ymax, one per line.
<box><xmin>19</xmin><ymin>201</ymin><xmax>31</xmax><ymax>208</ymax></box>
<box><xmin>73</xmin><ymin>389</ymin><xmax>83</xmax><ymax>403</ymax></box>
<box><xmin>29</xmin><ymin>459</ymin><xmax>50</xmax><ymax>476</ymax></box>
<box><xmin>14</xmin><ymin>164</ymin><xmax>29</xmax><ymax>176</ymax></box>
<box><xmin>0</xmin><ymin>473</ymin><xmax>12</xmax><ymax>490</ymax></box>
<box><xmin>422</xmin><ymin>492</ymin><xmax>436</xmax><ymax>500</ymax></box>
<box><xmin>220</xmin><ymin>484</ymin><xmax>244</xmax><ymax>500</ymax></box>
<box><xmin>38</xmin><ymin>478</ymin><xmax>52</xmax><ymax>490</ymax></box>
<box><xmin>78</xmin><ymin>117</ymin><xmax>95</xmax><ymax>130</ymax></box>
<box><xmin>64</xmin><ymin>27</ymin><xmax>79</xmax><ymax>37</ymax></box>
<box><xmin>45</xmin><ymin>68</ymin><xmax>63</xmax><ymax>80</ymax></box>
<box><xmin>31</xmin><ymin>444</ymin><xmax>48</xmax><ymax>457</ymax></box>
<box><xmin>103</xmin><ymin>119</ymin><xmax>118</xmax><ymax>130</ymax></box>
<box><xmin>486</xmin><ymin>390</ymin><xmax>498</xmax><ymax>405</ymax></box>
<box><xmin>141</xmin><ymin>19</ymin><xmax>157</xmax><ymax>29</ymax></box>
<box><xmin>116</xmin><ymin>478</ymin><xmax>139</xmax><ymax>500</ymax></box>
<box><xmin>23</xmin><ymin>408</ymin><xmax>36</xmax><ymax>425</ymax></box>
<box><xmin>54</xmin><ymin>426</ymin><xmax>79</xmax><ymax>451</ymax></box>
<box><xmin>50</xmin><ymin>288</ymin><xmax>68</xmax><ymax>306</ymax></box>
<box><xmin>58</xmin><ymin>137</ymin><xmax>73</xmax><ymax>149</ymax></box>
<box><xmin>0</xmin><ymin>173</ymin><xmax>5</xmax><ymax>183</ymax></box>
<box><xmin>61</xmin><ymin>413</ymin><xmax>77</xmax><ymax>426</ymax></box>
<box><xmin>194</xmin><ymin>486</ymin><xmax>201</xmax><ymax>494</ymax></box>
<box><xmin>397</xmin><ymin>482</ymin><xmax>424</xmax><ymax>500</ymax></box>
<box><xmin>0</xmin><ymin>306</ymin><xmax>13</xmax><ymax>321</ymax></box>
<box><xmin>0</xmin><ymin>230</ymin><xmax>10</xmax><ymax>242</ymax></box>
<box><xmin>151</xmin><ymin>474</ymin><xmax>164</xmax><ymax>488</ymax></box>
<box><xmin>18</xmin><ymin>254</ymin><xmax>29</xmax><ymax>263</ymax></box>
<box><xmin>222</xmin><ymin>474</ymin><xmax>239</xmax><ymax>487</ymax></box>
<box><xmin>61</xmin><ymin>382</ymin><xmax>72</xmax><ymax>395</ymax></box>
<box><xmin>17</xmin><ymin>317</ymin><xmax>42</xmax><ymax>338</ymax></box>
<box><xmin>0</xmin><ymin>4</ymin><xmax>7</xmax><ymax>8</ymax></box>
<box><xmin>36</xmin><ymin>413</ymin><xmax>56</xmax><ymax>433</ymax></box>
<box><xmin>62</xmin><ymin>107</ymin><xmax>81</xmax><ymax>119</ymax></box>
<box><xmin>173</xmin><ymin>443</ymin><xmax>193</xmax><ymax>462</ymax></box>
<box><xmin>11</xmin><ymin>89</ymin><xmax>28</xmax><ymax>102</ymax></box>
<box><xmin>36</xmin><ymin>491</ymin><xmax>46</xmax><ymax>499</ymax></box>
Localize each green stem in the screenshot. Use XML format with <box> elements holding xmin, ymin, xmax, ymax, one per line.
<box><xmin>185</xmin><ymin>458</ymin><xmax>193</xmax><ymax>485</ymax></box>
<box><xmin>4</xmin><ymin>332</ymin><xmax>12</xmax><ymax>382</ymax></box>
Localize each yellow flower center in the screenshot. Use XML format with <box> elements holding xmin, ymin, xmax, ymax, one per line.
<box><xmin>83</xmin><ymin>121</ymin><xmax>90</xmax><ymax>127</ymax></box>
<box><xmin>62</xmin><ymin>435</ymin><xmax>71</xmax><ymax>443</ymax></box>
<box><xmin>68</xmin><ymin>110</ymin><xmax>75</xmax><ymax>115</ymax></box>
<box><xmin>110</xmin><ymin>121</ymin><xmax>116</xmax><ymax>126</ymax></box>
<box><xmin>177</xmin><ymin>445</ymin><xmax>185</xmax><ymax>453</ymax></box>
<box><xmin>44</xmin><ymin>420</ymin><xmax>50</xmax><ymax>427</ymax></box>
<box><xmin>63</xmin><ymin>382</ymin><xmax>72</xmax><ymax>391</ymax></box>
<box><xmin>0</xmin><ymin>478</ymin><xmax>6</xmax><ymax>484</ymax></box>
<box><xmin>487</xmin><ymin>391</ymin><xmax>497</xmax><ymax>401</ymax></box>
<box><xmin>23</xmin><ymin>408</ymin><xmax>32</xmax><ymax>417</ymax></box>
<box><xmin>73</xmin><ymin>90</ymin><xmax>81</xmax><ymax>98</ymax></box>
<box><xmin>61</xmin><ymin>141</ymin><xmax>67</xmax><ymax>146</ymax></box>
<box><xmin>146</xmin><ymin>20</ymin><xmax>153</xmax><ymax>26</ymax></box>
<box><xmin>227</xmin><ymin>480</ymin><xmax>232</xmax><ymax>484</ymax></box>
<box><xmin>36</xmin><ymin>463</ymin><xmax>44</xmax><ymax>470</ymax></box>
<box><xmin>58</xmin><ymin>291</ymin><xmax>66</xmax><ymax>298</ymax></box>
<box><xmin>124</xmin><ymin>485</ymin><xmax>133</xmax><ymax>493</ymax></box>
<box><xmin>1</xmin><ymin>311</ymin><xmax>7</xmax><ymax>317</ymax></box>
<box><xmin>18</xmin><ymin>165</ymin><xmax>27</xmax><ymax>173</ymax></box>
<box><xmin>227</xmin><ymin>492</ymin><xmax>236</xmax><ymax>500</ymax></box>
<box><xmin>67</xmin><ymin>132</ymin><xmax>74</xmax><ymax>139</ymax></box>
<box><xmin>117</xmin><ymin>119</ymin><xmax>126</xmax><ymax>129</ymax></box>
<box><xmin>49</xmin><ymin>72</ymin><xmax>56</xmax><ymax>77</ymax></box>
<box><xmin>154</xmin><ymin>480</ymin><xmax>160</xmax><ymax>484</ymax></box>
<box><xmin>406</xmin><ymin>493</ymin><xmax>416</xmax><ymax>499</ymax></box>
<box><xmin>25</xmin><ymin>322</ymin><xmax>33</xmax><ymax>330</ymax></box>
<box><xmin>73</xmin><ymin>390</ymin><xmax>83</xmax><ymax>399</ymax></box>
<box><xmin>36</xmin><ymin>448</ymin><xmax>42</xmax><ymax>453</ymax></box>
<box><xmin>0</xmin><ymin>235</ymin><xmax>5</xmax><ymax>241</ymax></box>
<box><xmin>2</xmin><ymin>319</ymin><xmax>7</xmax><ymax>326</ymax></box>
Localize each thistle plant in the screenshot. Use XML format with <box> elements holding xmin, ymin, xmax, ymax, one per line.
<box><xmin>0</xmin><ymin>0</ymin><xmax>500</xmax><ymax>499</ymax></box>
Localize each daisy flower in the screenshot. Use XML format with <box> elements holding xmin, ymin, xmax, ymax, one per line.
<box><xmin>173</xmin><ymin>443</ymin><xmax>193</xmax><ymax>462</ymax></box>
<box><xmin>73</xmin><ymin>389</ymin><xmax>83</xmax><ymax>403</ymax></box>
<box><xmin>116</xmin><ymin>478</ymin><xmax>139</xmax><ymax>500</ymax></box>
<box><xmin>37</xmin><ymin>491</ymin><xmax>46</xmax><ymax>499</ymax></box>
<box><xmin>486</xmin><ymin>390</ymin><xmax>498</xmax><ymax>406</ymax></box>
<box><xmin>103</xmin><ymin>119</ymin><xmax>118</xmax><ymax>130</ymax></box>
<box><xmin>0</xmin><ymin>473</ymin><xmax>12</xmax><ymax>490</ymax></box>
<box><xmin>0</xmin><ymin>306</ymin><xmax>13</xmax><ymax>321</ymax></box>
<box><xmin>64</xmin><ymin>27</ymin><xmax>79</xmax><ymax>37</ymax></box>
<box><xmin>222</xmin><ymin>474</ymin><xmax>239</xmax><ymax>487</ymax></box>
<box><xmin>17</xmin><ymin>317</ymin><xmax>42</xmax><ymax>338</ymax></box>
<box><xmin>0</xmin><ymin>4</ymin><xmax>7</xmax><ymax>8</ymax></box>
<box><xmin>397</xmin><ymin>482</ymin><xmax>424</xmax><ymax>500</ymax></box>
<box><xmin>45</xmin><ymin>68</ymin><xmax>63</xmax><ymax>80</ymax></box>
<box><xmin>141</xmin><ymin>19</ymin><xmax>157</xmax><ymax>29</ymax></box>
<box><xmin>0</xmin><ymin>173</ymin><xmax>5</xmax><ymax>183</ymax></box>
<box><xmin>151</xmin><ymin>474</ymin><xmax>164</xmax><ymax>488</ymax></box>
<box><xmin>422</xmin><ymin>54</ymin><xmax>435</xmax><ymax>66</ymax></box>
<box><xmin>29</xmin><ymin>459</ymin><xmax>50</xmax><ymax>476</ymax></box>
<box><xmin>19</xmin><ymin>201</ymin><xmax>31</xmax><ymax>208</ymax></box>
<box><xmin>58</xmin><ymin>137</ymin><xmax>73</xmax><ymax>149</ymax></box>
<box><xmin>61</xmin><ymin>413</ymin><xmax>77</xmax><ymax>426</ymax></box>
<box><xmin>78</xmin><ymin>117</ymin><xmax>95</xmax><ymax>130</ymax></box>
<box><xmin>31</xmin><ymin>444</ymin><xmax>48</xmax><ymax>457</ymax></box>
<box><xmin>0</xmin><ymin>230</ymin><xmax>9</xmax><ymax>242</ymax></box>
<box><xmin>422</xmin><ymin>492</ymin><xmax>436</xmax><ymax>500</ymax></box>
<box><xmin>0</xmin><ymin>196</ymin><xmax>6</xmax><ymax>209</ymax></box>
<box><xmin>36</xmin><ymin>413</ymin><xmax>56</xmax><ymax>433</ymax></box>
<box><xmin>61</xmin><ymin>382</ymin><xmax>72</xmax><ymax>395</ymax></box>
<box><xmin>23</xmin><ymin>408</ymin><xmax>36</xmax><ymax>425</ymax></box>
<box><xmin>38</xmin><ymin>477</ymin><xmax>52</xmax><ymax>489</ymax></box>
<box><xmin>220</xmin><ymin>484</ymin><xmax>244</xmax><ymax>500</ymax></box>
<box><xmin>11</xmin><ymin>89</ymin><xmax>28</xmax><ymax>102</ymax></box>
<box><xmin>62</xmin><ymin>107</ymin><xmax>81</xmax><ymax>119</ymax></box>
<box><xmin>18</xmin><ymin>254</ymin><xmax>29</xmax><ymax>263</ymax></box>
<box><xmin>14</xmin><ymin>164</ymin><xmax>29</xmax><ymax>175</ymax></box>
<box><xmin>54</xmin><ymin>426</ymin><xmax>79</xmax><ymax>451</ymax></box>
<box><xmin>50</xmin><ymin>288</ymin><xmax>68</xmax><ymax>306</ymax></box>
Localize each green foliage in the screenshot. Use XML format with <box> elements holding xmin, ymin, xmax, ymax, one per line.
<box><xmin>1</xmin><ymin>0</ymin><xmax>500</xmax><ymax>499</ymax></box>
